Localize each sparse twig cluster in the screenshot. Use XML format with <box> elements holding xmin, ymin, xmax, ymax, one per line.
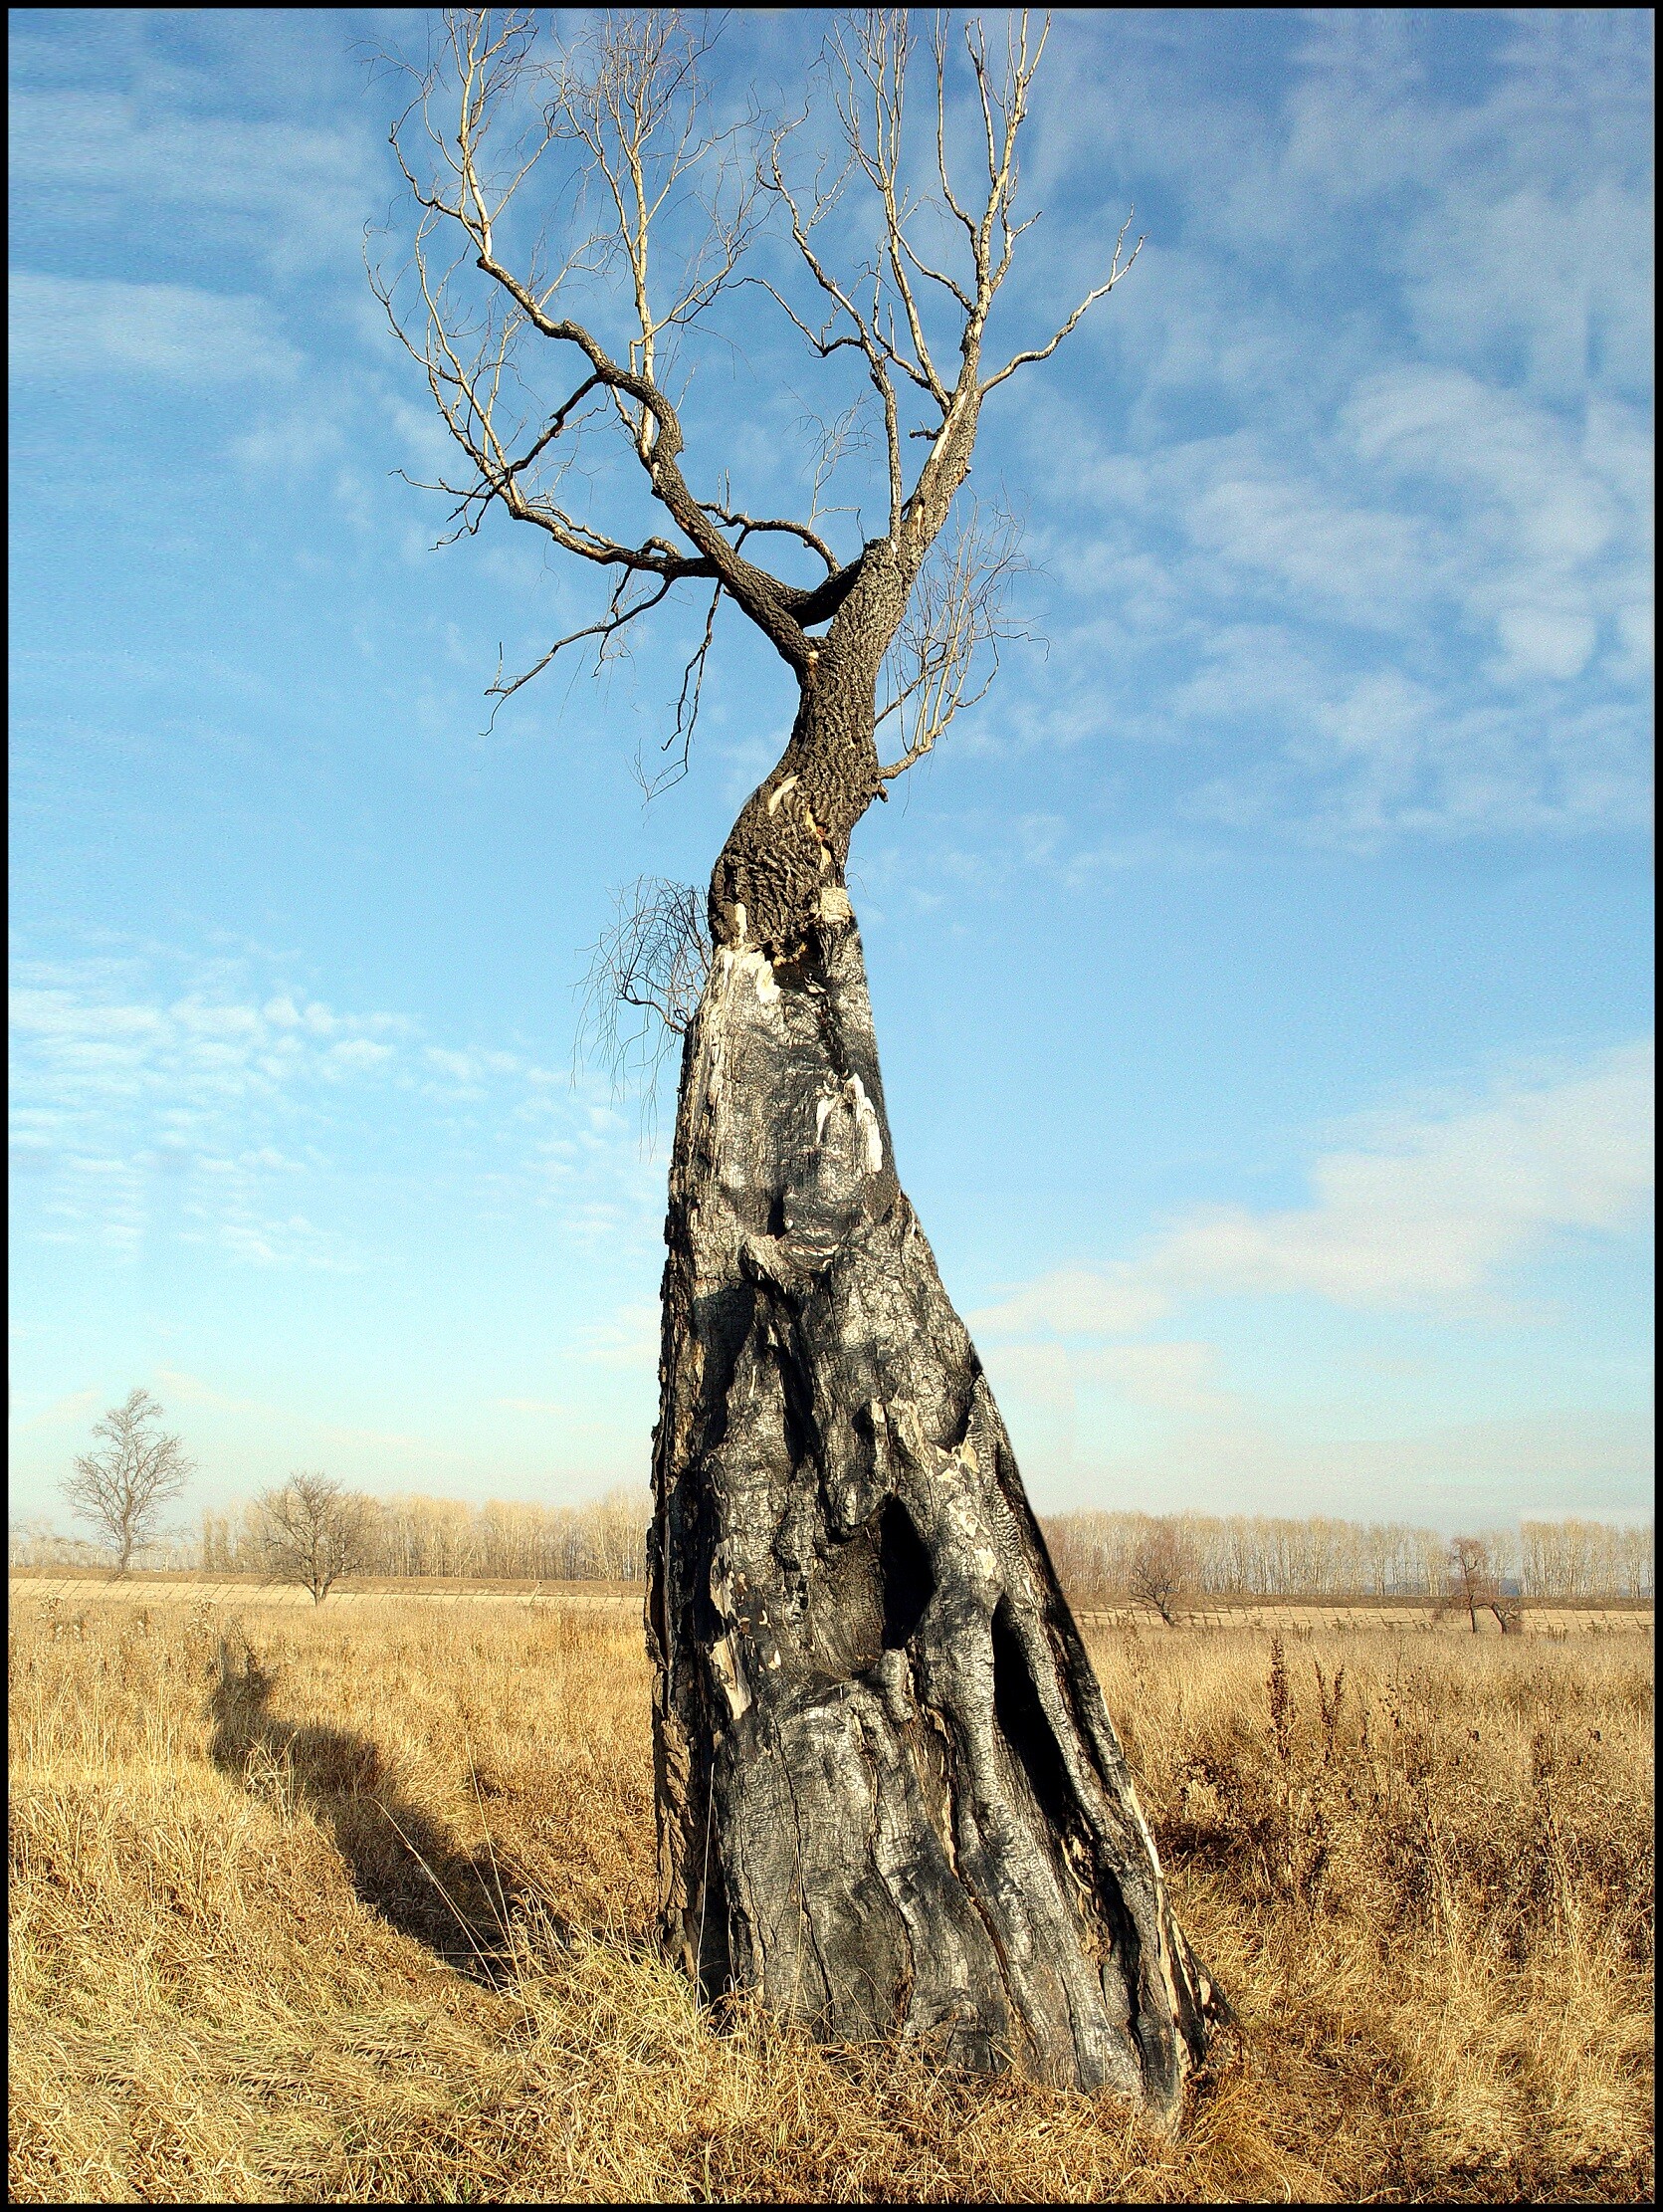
<box><xmin>876</xmin><ymin>501</ymin><xmax>1029</xmax><ymax>780</ymax></box>
<box><xmin>575</xmin><ymin>875</ymin><xmax>711</xmax><ymax>1115</ymax></box>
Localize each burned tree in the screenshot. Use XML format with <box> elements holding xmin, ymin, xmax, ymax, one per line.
<box><xmin>378</xmin><ymin>8</ymin><xmax>1224</xmax><ymax>2115</ymax></box>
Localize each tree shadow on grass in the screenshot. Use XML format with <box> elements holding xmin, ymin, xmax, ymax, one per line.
<box><xmin>207</xmin><ymin>1635</ymin><xmax>521</xmax><ymax>1984</ymax></box>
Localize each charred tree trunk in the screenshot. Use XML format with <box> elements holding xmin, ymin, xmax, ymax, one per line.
<box><xmin>380</xmin><ymin>1</ymin><xmax>1208</xmax><ymax>2111</ymax></box>
<box><xmin>647</xmin><ymin>662</ymin><xmax>1226</xmax><ymax>2119</ymax></box>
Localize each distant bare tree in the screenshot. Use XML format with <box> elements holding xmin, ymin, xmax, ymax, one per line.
<box><xmin>254</xmin><ymin>1474</ymin><xmax>371</xmax><ymax>1606</ymax></box>
<box><xmin>1447</xmin><ymin>1535</ymin><xmax>1521</xmax><ymax>1634</ymax></box>
<box><xmin>60</xmin><ymin>1388</ymin><xmax>194</xmax><ymax>1573</ymax></box>
<box><xmin>1128</xmin><ymin>1523</ymin><xmax>1192</xmax><ymax>1628</ymax></box>
<box><xmin>9</xmin><ymin>1516</ymin><xmax>60</xmax><ymax>1568</ymax></box>
<box><xmin>583</xmin><ymin>1486</ymin><xmax>650</xmax><ymax>1580</ymax></box>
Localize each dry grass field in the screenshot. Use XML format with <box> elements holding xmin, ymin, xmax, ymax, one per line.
<box><xmin>8</xmin><ymin>1587</ymin><xmax>1652</xmax><ymax>2203</ymax></box>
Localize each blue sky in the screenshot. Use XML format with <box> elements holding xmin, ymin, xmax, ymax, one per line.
<box><xmin>9</xmin><ymin>8</ymin><xmax>1653</xmax><ymax>1533</ymax></box>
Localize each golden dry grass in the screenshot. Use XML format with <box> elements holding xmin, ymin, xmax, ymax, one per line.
<box><xmin>8</xmin><ymin>1590</ymin><xmax>1652</xmax><ymax>2202</ymax></box>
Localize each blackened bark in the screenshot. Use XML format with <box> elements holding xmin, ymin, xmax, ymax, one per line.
<box><xmin>706</xmin><ymin>551</ymin><xmax>908</xmax><ymax>956</ymax></box>
<box><xmin>648</xmin><ymin>880</ymin><xmax>1227</xmax><ymax>2116</ymax></box>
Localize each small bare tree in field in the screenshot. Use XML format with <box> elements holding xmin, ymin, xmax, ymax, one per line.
<box><xmin>1128</xmin><ymin>1524</ymin><xmax>1193</xmax><ymax>1627</ymax></box>
<box><xmin>60</xmin><ymin>1388</ymin><xmax>194</xmax><ymax>1573</ymax></box>
<box><xmin>1446</xmin><ymin>1534</ymin><xmax>1522</xmax><ymax>1634</ymax></box>
<box><xmin>254</xmin><ymin>1474</ymin><xmax>371</xmax><ymax>1606</ymax></box>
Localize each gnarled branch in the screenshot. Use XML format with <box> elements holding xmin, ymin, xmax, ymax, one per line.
<box><xmin>374</xmin><ymin>9</ymin><xmax>1141</xmax><ymax>753</ymax></box>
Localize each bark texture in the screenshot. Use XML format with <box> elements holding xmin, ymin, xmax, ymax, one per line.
<box><xmin>647</xmin><ymin>898</ymin><xmax>1226</xmax><ymax>2119</ymax></box>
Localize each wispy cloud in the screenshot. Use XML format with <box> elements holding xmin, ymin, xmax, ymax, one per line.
<box><xmin>967</xmin><ymin>1040</ymin><xmax>1652</xmax><ymax>1469</ymax></box>
<box><xmin>980</xmin><ymin>9</ymin><xmax>1656</xmax><ymax>852</ymax></box>
<box><xmin>574</xmin><ymin>1302</ymin><xmax>662</xmax><ymax>1372</ymax></box>
<box><xmin>969</xmin><ymin>1043</ymin><xmax>1652</xmax><ymax>1515</ymax></box>
<box><xmin>9</xmin><ymin>944</ymin><xmax>663</xmax><ymax>1265</ymax></box>
<box><xmin>1151</xmin><ymin>1043</ymin><xmax>1653</xmax><ymax>1307</ymax></box>
<box><xmin>1026</xmin><ymin>1405</ymin><xmax>1654</xmax><ymax>1525</ymax></box>
<box><xmin>8</xmin><ymin>271</ymin><xmax>303</xmax><ymax>384</ymax></box>
<box><xmin>8</xmin><ymin>58</ymin><xmax>378</xmax><ymax>276</ymax></box>
<box><xmin>970</xmin><ymin>1266</ymin><xmax>1170</xmax><ymax>1341</ymax></box>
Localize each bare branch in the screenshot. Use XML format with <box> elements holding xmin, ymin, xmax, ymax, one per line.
<box><xmin>980</xmin><ymin>211</ymin><xmax>1144</xmax><ymax>396</ymax></box>
<box><xmin>824</xmin><ymin>12</ymin><xmax>951</xmax><ymax>405</ymax></box>
<box><xmin>486</xmin><ymin>568</ymin><xmax>678</xmax><ymax>717</ymax></box>
<box><xmin>372</xmin><ymin>6</ymin><xmax>843</xmax><ymax>676</ymax></box>
<box><xmin>698</xmin><ymin>502</ymin><xmax>840</xmax><ymax>576</ymax></box>
<box><xmin>373</xmin><ymin>8</ymin><xmax>1143</xmax><ymax>766</ymax></box>
<box><xmin>640</xmin><ymin>579</ymin><xmax>724</xmax><ymax>797</ymax></box>
<box><xmin>755</xmin><ymin>118</ymin><xmax>911</xmax><ymax>531</ymax></box>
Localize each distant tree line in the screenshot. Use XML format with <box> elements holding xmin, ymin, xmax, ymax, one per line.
<box><xmin>196</xmin><ymin>1487</ymin><xmax>649</xmax><ymax>1584</ymax></box>
<box><xmin>11</xmin><ymin>1493</ymin><xmax>1651</xmax><ymax>1603</ymax></box>
<box><xmin>1039</xmin><ymin>1510</ymin><xmax>1654</xmax><ymax>1605</ymax></box>
<box><xmin>1516</xmin><ymin>1518</ymin><xmax>1654</xmax><ymax>1604</ymax></box>
<box><xmin>11</xmin><ymin>1392</ymin><xmax>1653</xmax><ymax>1603</ymax></box>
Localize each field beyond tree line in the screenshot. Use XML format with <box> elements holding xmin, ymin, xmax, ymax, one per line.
<box><xmin>9</xmin><ymin>1579</ymin><xmax>1652</xmax><ymax>2203</ymax></box>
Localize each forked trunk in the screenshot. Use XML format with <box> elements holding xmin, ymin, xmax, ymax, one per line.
<box><xmin>648</xmin><ymin>701</ymin><xmax>1227</xmax><ymax>2111</ymax></box>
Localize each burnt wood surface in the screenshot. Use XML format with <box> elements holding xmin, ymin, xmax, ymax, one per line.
<box><xmin>647</xmin><ymin>901</ymin><xmax>1226</xmax><ymax>2118</ymax></box>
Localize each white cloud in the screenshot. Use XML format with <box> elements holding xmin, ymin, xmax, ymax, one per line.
<box><xmin>14</xmin><ymin>940</ymin><xmax>671</xmax><ymax>1268</ymax></box>
<box><xmin>1019</xmin><ymin>377</ymin><xmax>1651</xmax><ymax>847</ymax></box>
<box><xmin>1342</xmin><ymin>368</ymin><xmax>1649</xmax><ymax>686</ymax></box>
<box><xmin>8</xmin><ymin>73</ymin><xmax>377</xmax><ymax>276</ymax></box>
<box><xmin>192</xmin><ymin>1211</ymin><xmax>358</xmax><ymax>1272</ymax></box>
<box><xmin>424</xmin><ymin>1045</ymin><xmax>488</xmax><ymax>1085</ymax></box>
<box><xmin>8</xmin><ymin>271</ymin><xmax>302</xmax><ymax>384</ymax></box>
<box><xmin>10</xmin><ymin>973</ymin><xmax>402</xmax><ymax>1122</ymax></box>
<box><xmin>957</xmin><ymin>1024</ymin><xmax>1648</xmax><ymax>1425</ymax></box>
<box><xmin>969</xmin><ymin>1274</ymin><xmax>1227</xmax><ymax>1448</ymax></box>
<box><xmin>1027</xmin><ymin>1405</ymin><xmax>1653</xmax><ymax>1524</ymax></box>
<box><xmin>574</xmin><ymin>1302</ymin><xmax>661</xmax><ymax>1372</ymax></box>
<box><xmin>1152</xmin><ymin>1042</ymin><xmax>1654</xmax><ymax>1306</ymax></box>
<box><xmin>1075</xmin><ymin>1340</ymin><xmax>1231</xmax><ymax>1415</ymax></box>
<box><xmin>1002</xmin><ymin>9</ymin><xmax>1654</xmax><ymax>852</ymax></box>
<box><xmin>327</xmin><ymin>1038</ymin><xmax>394</xmax><ymax>1073</ymax></box>
<box><xmin>1180</xmin><ymin>452</ymin><xmax>1433</xmax><ymax>627</ymax></box>
<box><xmin>10</xmin><ymin>1389</ymin><xmax>100</xmax><ymax>1435</ymax></box>
<box><xmin>1401</xmin><ymin>174</ymin><xmax>1653</xmax><ymax>402</ymax></box>
<box><xmin>229</xmin><ymin>406</ymin><xmax>347</xmax><ymax>476</ymax></box>
<box><xmin>970</xmin><ymin>1266</ymin><xmax>1169</xmax><ymax>1340</ymax></box>
<box><xmin>10</xmin><ymin>955</ymin><xmax>411</xmax><ymax>1261</ymax></box>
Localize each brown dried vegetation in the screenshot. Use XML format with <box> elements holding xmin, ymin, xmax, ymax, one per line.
<box><xmin>8</xmin><ymin>1593</ymin><xmax>1652</xmax><ymax>2202</ymax></box>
